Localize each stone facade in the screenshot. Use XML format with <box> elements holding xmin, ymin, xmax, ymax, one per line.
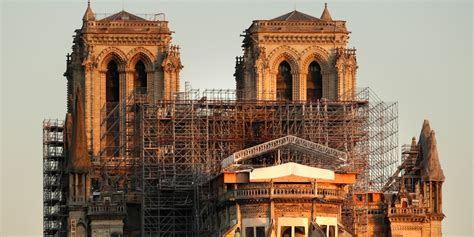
<box><xmin>235</xmin><ymin>5</ymin><xmax>357</xmax><ymax>101</ymax></box>
<box><xmin>46</xmin><ymin>3</ymin><xmax>445</xmax><ymax>237</ymax></box>
<box><xmin>65</xmin><ymin>2</ymin><xmax>183</xmax><ymax>157</ymax></box>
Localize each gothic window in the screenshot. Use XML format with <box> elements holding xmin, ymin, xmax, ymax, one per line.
<box><xmin>307</xmin><ymin>61</ymin><xmax>323</xmax><ymax>100</ymax></box>
<box><xmin>134</xmin><ymin>60</ymin><xmax>147</xmax><ymax>94</ymax></box>
<box><xmin>276</xmin><ymin>61</ymin><xmax>292</xmax><ymax>100</ymax></box>
<box><xmin>105</xmin><ymin>60</ymin><xmax>120</xmax><ymax>156</ymax></box>
<box><xmin>106</xmin><ymin>61</ymin><xmax>120</xmax><ymax>102</ymax></box>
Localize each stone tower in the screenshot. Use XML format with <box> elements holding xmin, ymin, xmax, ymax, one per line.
<box><xmin>387</xmin><ymin>120</ymin><xmax>445</xmax><ymax>236</ymax></box>
<box><xmin>64</xmin><ymin>1</ymin><xmax>183</xmax><ymax>157</ymax></box>
<box><xmin>235</xmin><ymin>4</ymin><xmax>357</xmax><ymax>101</ymax></box>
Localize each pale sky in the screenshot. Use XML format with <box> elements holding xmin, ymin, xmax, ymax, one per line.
<box><xmin>1</xmin><ymin>0</ymin><xmax>473</xmax><ymax>236</ymax></box>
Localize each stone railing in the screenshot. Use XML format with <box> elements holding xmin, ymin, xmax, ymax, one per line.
<box><xmin>388</xmin><ymin>207</ymin><xmax>427</xmax><ymax>216</ymax></box>
<box><xmin>88</xmin><ymin>203</ymin><xmax>126</xmax><ymax>216</ymax></box>
<box><xmin>220</xmin><ymin>185</ymin><xmax>343</xmax><ymax>201</ymax></box>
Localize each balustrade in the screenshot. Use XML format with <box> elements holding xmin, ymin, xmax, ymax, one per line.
<box><xmin>220</xmin><ymin>184</ymin><xmax>343</xmax><ymax>201</ymax></box>
<box><xmin>388</xmin><ymin>207</ymin><xmax>427</xmax><ymax>216</ymax></box>
<box><xmin>88</xmin><ymin>203</ymin><xmax>126</xmax><ymax>215</ymax></box>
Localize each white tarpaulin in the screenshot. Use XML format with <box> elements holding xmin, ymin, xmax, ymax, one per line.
<box><xmin>249</xmin><ymin>162</ymin><xmax>335</xmax><ymax>182</ymax></box>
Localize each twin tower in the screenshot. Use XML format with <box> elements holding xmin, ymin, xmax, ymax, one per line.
<box><xmin>66</xmin><ymin>3</ymin><xmax>357</xmax><ymax>157</ymax></box>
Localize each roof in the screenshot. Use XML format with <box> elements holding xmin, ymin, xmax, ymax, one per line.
<box><xmin>320</xmin><ymin>3</ymin><xmax>333</xmax><ymax>21</ymax></box>
<box><xmin>418</xmin><ymin>120</ymin><xmax>445</xmax><ymax>182</ymax></box>
<box><xmin>67</xmin><ymin>88</ymin><xmax>91</xmax><ymax>173</ymax></box>
<box><xmin>249</xmin><ymin>162</ymin><xmax>335</xmax><ymax>182</ymax></box>
<box><xmin>100</xmin><ymin>10</ymin><xmax>147</xmax><ymax>21</ymax></box>
<box><xmin>271</xmin><ymin>10</ymin><xmax>322</xmax><ymax>21</ymax></box>
<box><xmin>82</xmin><ymin>2</ymin><xmax>95</xmax><ymax>21</ymax></box>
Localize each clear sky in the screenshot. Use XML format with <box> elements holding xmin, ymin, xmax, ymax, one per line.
<box><xmin>1</xmin><ymin>0</ymin><xmax>472</xmax><ymax>236</ymax></box>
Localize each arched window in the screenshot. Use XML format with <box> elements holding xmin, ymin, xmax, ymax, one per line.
<box><xmin>307</xmin><ymin>61</ymin><xmax>323</xmax><ymax>100</ymax></box>
<box><xmin>276</xmin><ymin>61</ymin><xmax>292</xmax><ymax>100</ymax></box>
<box><xmin>105</xmin><ymin>60</ymin><xmax>120</xmax><ymax>156</ymax></box>
<box><xmin>106</xmin><ymin>61</ymin><xmax>120</xmax><ymax>102</ymax></box>
<box><xmin>134</xmin><ymin>60</ymin><xmax>147</xmax><ymax>93</ymax></box>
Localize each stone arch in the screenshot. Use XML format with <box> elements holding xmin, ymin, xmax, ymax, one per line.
<box><xmin>300</xmin><ymin>45</ymin><xmax>331</xmax><ymax>73</ymax></box>
<box><xmin>268</xmin><ymin>45</ymin><xmax>300</xmax><ymax>74</ymax></box>
<box><xmin>126</xmin><ymin>47</ymin><xmax>155</xmax><ymax>71</ymax></box>
<box><xmin>96</xmin><ymin>47</ymin><xmax>127</xmax><ymax>71</ymax></box>
<box><xmin>76</xmin><ymin>221</ymin><xmax>87</xmax><ymax>237</ymax></box>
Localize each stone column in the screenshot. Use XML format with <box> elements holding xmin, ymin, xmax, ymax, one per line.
<box><xmin>147</xmin><ymin>70</ymin><xmax>154</xmax><ymax>101</ymax></box>
<box><xmin>299</xmin><ymin>73</ymin><xmax>308</xmax><ymax>101</ymax></box>
<box><xmin>155</xmin><ymin>68</ymin><xmax>163</xmax><ymax>101</ymax></box>
<box><xmin>269</xmin><ymin>72</ymin><xmax>277</xmax><ymax>100</ymax></box>
<box><xmin>84</xmin><ymin>65</ymin><xmax>92</xmax><ymax>151</ymax></box>
<box><xmin>351</xmin><ymin>68</ymin><xmax>357</xmax><ymax>100</ymax></box>
<box><xmin>292</xmin><ymin>72</ymin><xmax>298</xmax><ymax>101</ymax></box>
<box><xmin>163</xmin><ymin>71</ymin><xmax>171</xmax><ymax>100</ymax></box>
<box><xmin>170</xmin><ymin>71</ymin><xmax>177</xmax><ymax>99</ymax></box>
<box><xmin>75</xmin><ymin>173</ymin><xmax>79</xmax><ymax>201</ymax></box>
<box><xmin>256</xmin><ymin>68</ymin><xmax>263</xmax><ymax>100</ymax></box>
<box><xmin>125</xmin><ymin>69</ymin><xmax>134</xmax><ymax>99</ymax></box>
<box><xmin>69</xmin><ymin>174</ymin><xmax>74</xmax><ymax>202</ymax></box>
<box><xmin>91</xmin><ymin>69</ymin><xmax>101</xmax><ymax>156</ymax></box>
<box><xmin>337</xmin><ymin>69</ymin><xmax>344</xmax><ymax>100</ymax></box>
<box><xmin>98</xmin><ymin>71</ymin><xmax>106</xmax><ymax>155</ymax></box>
<box><xmin>322</xmin><ymin>71</ymin><xmax>330</xmax><ymax>100</ymax></box>
<box><xmin>119</xmin><ymin>70</ymin><xmax>126</xmax><ymax>155</ymax></box>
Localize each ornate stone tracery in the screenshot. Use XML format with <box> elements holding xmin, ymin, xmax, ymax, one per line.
<box><xmin>235</xmin><ymin>13</ymin><xmax>356</xmax><ymax>101</ymax></box>
<box><xmin>126</xmin><ymin>47</ymin><xmax>155</xmax><ymax>71</ymax></box>
<box><xmin>96</xmin><ymin>47</ymin><xmax>128</xmax><ymax>71</ymax></box>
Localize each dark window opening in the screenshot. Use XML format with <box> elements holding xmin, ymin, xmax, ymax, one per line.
<box><xmin>256</xmin><ymin>227</ymin><xmax>265</xmax><ymax>237</ymax></box>
<box><xmin>105</xmin><ymin>60</ymin><xmax>120</xmax><ymax>156</ymax></box>
<box><xmin>295</xmin><ymin>226</ymin><xmax>305</xmax><ymax>237</ymax></box>
<box><xmin>134</xmin><ymin>60</ymin><xmax>147</xmax><ymax>94</ymax></box>
<box><xmin>307</xmin><ymin>61</ymin><xmax>322</xmax><ymax>100</ymax></box>
<box><xmin>281</xmin><ymin>226</ymin><xmax>291</xmax><ymax>237</ymax></box>
<box><xmin>276</xmin><ymin>61</ymin><xmax>292</xmax><ymax>100</ymax></box>
<box><xmin>320</xmin><ymin>225</ymin><xmax>328</xmax><ymax>235</ymax></box>
<box><xmin>106</xmin><ymin>61</ymin><xmax>120</xmax><ymax>102</ymax></box>
<box><xmin>246</xmin><ymin>227</ymin><xmax>254</xmax><ymax>237</ymax></box>
<box><xmin>368</xmin><ymin>193</ymin><xmax>374</xmax><ymax>203</ymax></box>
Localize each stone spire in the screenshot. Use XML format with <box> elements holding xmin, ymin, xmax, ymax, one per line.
<box><xmin>418</xmin><ymin>120</ymin><xmax>445</xmax><ymax>182</ymax></box>
<box><xmin>82</xmin><ymin>0</ymin><xmax>95</xmax><ymax>21</ymax></box>
<box><xmin>67</xmin><ymin>88</ymin><xmax>91</xmax><ymax>173</ymax></box>
<box><xmin>320</xmin><ymin>3</ymin><xmax>333</xmax><ymax>21</ymax></box>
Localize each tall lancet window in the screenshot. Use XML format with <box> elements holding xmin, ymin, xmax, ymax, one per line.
<box><xmin>106</xmin><ymin>61</ymin><xmax>120</xmax><ymax>102</ymax></box>
<box><xmin>105</xmin><ymin>60</ymin><xmax>120</xmax><ymax>156</ymax></box>
<box><xmin>134</xmin><ymin>60</ymin><xmax>147</xmax><ymax>94</ymax></box>
<box><xmin>276</xmin><ymin>61</ymin><xmax>292</xmax><ymax>100</ymax></box>
<box><xmin>307</xmin><ymin>61</ymin><xmax>323</xmax><ymax>100</ymax></box>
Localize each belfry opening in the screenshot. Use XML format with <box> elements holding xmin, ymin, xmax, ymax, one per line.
<box><xmin>105</xmin><ymin>60</ymin><xmax>120</xmax><ymax>156</ymax></box>
<box><xmin>134</xmin><ymin>60</ymin><xmax>147</xmax><ymax>93</ymax></box>
<box><xmin>106</xmin><ymin>60</ymin><xmax>120</xmax><ymax>103</ymax></box>
<box><xmin>307</xmin><ymin>61</ymin><xmax>323</xmax><ymax>100</ymax></box>
<box><xmin>276</xmin><ymin>61</ymin><xmax>293</xmax><ymax>100</ymax></box>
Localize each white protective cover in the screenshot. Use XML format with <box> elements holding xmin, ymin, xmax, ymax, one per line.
<box><xmin>249</xmin><ymin>162</ymin><xmax>335</xmax><ymax>182</ymax></box>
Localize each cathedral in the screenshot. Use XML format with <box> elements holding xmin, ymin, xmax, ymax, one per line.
<box><xmin>42</xmin><ymin>2</ymin><xmax>445</xmax><ymax>237</ymax></box>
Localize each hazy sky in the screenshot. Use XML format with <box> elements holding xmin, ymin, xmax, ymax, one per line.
<box><xmin>1</xmin><ymin>0</ymin><xmax>472</xmax><ymax>236</ymax></box>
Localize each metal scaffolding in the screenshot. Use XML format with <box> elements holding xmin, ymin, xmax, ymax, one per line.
<box><xmin>43</xmin><ymin>119</ymin><xmax>67</xmax><ymax>237</ymax></box>
<box><xmin>96</xmin><ymin>87</ymin><xmax>398</xmax><ymax>236</ymax></box>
